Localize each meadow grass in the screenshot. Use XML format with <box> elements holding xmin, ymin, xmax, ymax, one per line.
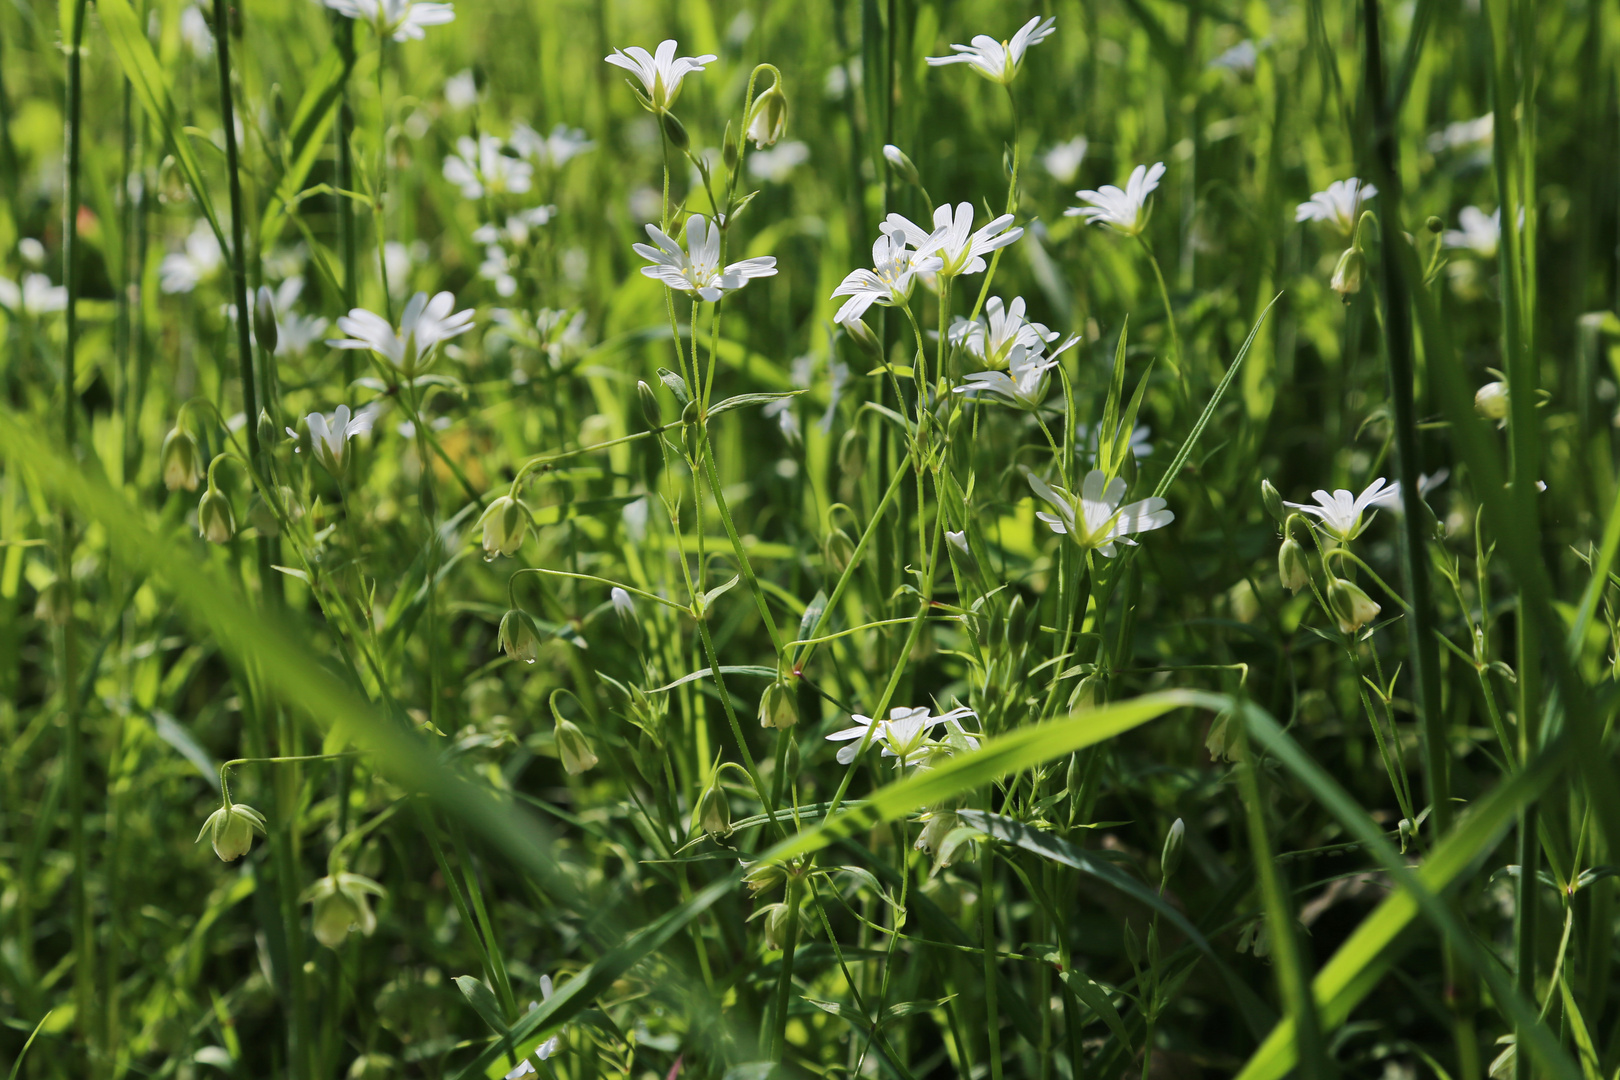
<box><xmin>0</xmin><ymin>1</ymin><xmax>1617</xmax><ymax>1079</ymax></box>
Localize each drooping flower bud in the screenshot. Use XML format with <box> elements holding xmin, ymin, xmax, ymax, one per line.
<box><xmin>882</xmin><ymin>144</ymin><xmax>921</xmax><ymax>187</ymax></box>
<box><xmin>313</xmin><ymin>887</ymin><xmax>361</xmax><ymax>948</ymax></box>
<box><xmin>1278</xmin><ymin>537</ymin><xmax>1310</xmax><ymax>594</ymax></box>
<box><xmin>746</xmin><ymin>82</ymin><xmax>788</xmax><ymax>149</ymax></box>
<box><xmin>196</xmin><ymin>802</ymin><xmax>268</xmax><ymax>861</ymax></box>
<box><xmin>481</xmin><ymin>495</ymin><xmax>527</xmax><ymax>558</ymax></box>
<box><xmin>758</xmin><ymin>678</ymin><xmax>799</xmax><ymax>730</ymax></box>
<box><xmin>253</xmin><ymin>285</ymin><xmax>278</xmax><ymax>355</ymax></box>
<box><xmin>914</xmin><ymin>808</ymin><xmax>960</xmax><ymax>861</ymax></box>
<box><xmin>838</xmin><ymin>315</ymin><xmax>884</xmax><ymax>363</ymax></box>
<box><xmin>610</xmin><ymin>586</ymin><xmax>642</xmax><ymax>650</ymax></box>
<box><xmin>257</xmin><ymin>409</ymin><xmax>279</xmax><ymax>455</ymax></box>
<box><xmin>499</xmin><ymin>609</ymin><xmax>541</xmax><ymax>665</ymax></box>
<box><xmin>198</xmin><ymin>486</ymin><xmax>236</xmax><ymax>544</ymax></box>
<box><xmin>638</xmin><ymin>380</ymin><xmax>664</xmax><ymax>432</ymax></box>
<box><xmin>1160</xmin><ymin>818</ymin><xmax>1185</xmax><ymax>884</ymax></box>
<box><xmin>1330</xmin><ymin>247</ymin><xmax>1365</xmax><ymax>300</ymax></box>
<box><xmin>1327</xmin><ymin>577</ymin><xmax>1381</xmax><ymax>635</ymax></box>
<box><xmin>696</xmin><ymin>783</ymin><xmax>732</xmax><ymax>837</ymax></box>
<box><xmin>1475</xmin><ymin>380</ymin><xmax>1509</xmax><ymax>421</ymax></box>
<box><xmin>161</xmin><ymin>426</ymin><xmax>203</xmax><ymax>492</ymax></box>
<box><xmin>304</xmin><ymin>870</ymin><xmax>383</xmax><ymax>949</ymax></box>
<box><xmin>1260</xmin><ymin>479</ymin><xmax>1284</xmax><ymax>524</ymax></box>
<box><xmin>763</xmin><ymin>900</ymin><xmax>795</xmax><ymax>950</ymax></box>
<box><xmin>825</xmin><ymin>526</ymin><xmax>855</xmax><ymax>573</ymax></box>
<box><xmin>554</xmin><ymin>717</ymin><xmax>599</xmax><ymax>775</ymax></box>
<box><xmin>742</xmin><ymin>860</ymin><xmax>787</xmax><ymax>896</ymax></box>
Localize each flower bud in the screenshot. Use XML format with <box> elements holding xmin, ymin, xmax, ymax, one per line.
<box><xmin>660</xmin><ymin>111</ymin><xmax>690</xmax><ymax>152</ymax></box>
<box><xmin>253</xmin><ymin>285</ymin><xmax>278</xmax><ymax>355</ymax></box>
<box><xmin>1260</xmin><ymin>479</ymin><xmax>1284</xmax><ymax>524</ymax></box>
<box><xmin>697</xmin><ymin>784</ymin><xmax>732</xmax><ymax>837</ymax></box>
<box><xmin>638</xmin><ymin>380</ymin><xmax>664</xmax><ymax>432</ymax></box>
<box><xmin>310</xmin><ymin>882</ymin><xmax>362</xmax><ymax>949</ymax></box>
<box><xmin>759</xmin><ymin>901</ymin><xmax>793</xmax><ymax>950</ymax></box>
<box><xmin>758</xmin><ymin>678</ymin><xmax>799</xmax><ymax>730</ymax></box>
<box><xmin>611</xmin><ymin>586</ymin><xmax>642</xmax><ymax>649</ymax></box>
<box><xmin>825</xmin><ymin>526</ymin><xmax>855</xmax><ymax>573</ymax></box>
<box><xmin>743</xmin><ymin>860</ymin><xmax>787</xmax><ymax>895</ymax></box>
<box><xmin>481</xmin><ymin>495</ymin><xmax>527</xmax><ymax>558</ymax></box>
<box><xmin>1278</xmin><ymin>536</ymin><xmax>1310</xmax><ymax>594</ymax></box>
<box><xmin>198</xmin><ymin>486</ymin><xmax>236</xmax><ymax>544</ymax></box>
<box><xmin>1330</xmin><ymin>247</ymin><xmax>1365</xmax><ymax>300</ymax></box>
<box><xmin>838</xmin><ymin>428</ymin><xmax>866</xmax><ymax>479</ymax></box>
<box><xmin>257</xmin><ymin>408</ymin><xmax>279</xmax><ymax>454</ymax></box>
<box><xmin>914</xmin><ymin>808</ymin><xmax>960</xmax><ymax>861</ymax></box>
<box><xmin>1425</xmin><ymin>215</ymin><xmax>1444</xmax><ymax>234</ymax></box>
<box><xmin>196</xmin><ymin>802</ymin><xmax>267</xmax><ymax>862</ymax></box>
<box><xmin>1475</xmin><ymin>380</ymin><xmax>1508</xmax><ymax>421</ymax></box>
<box><xmin>554</xmin><ymin>717</ymin><xmax>599</xmax><ymax>775</ymax></box>
<box><xmin>746</xmin><ymin>83</ymin><xmax>788</xmax><ymax>149</ymax></box>
<box><xmin>882</xmin><ymin>144</ymin><xmax>921</xmax><ymax>187</ymax></box>
<box><xmin>838</xmin><ymin>315</ymin><xmax>883</xmax><ymax>363</ymax></box>
<box><xmin>161</xmin><ymin>426</ymin><xmax>203</xmax><ymax>492</ymax></box>
<box><xmin>1327</xmin><ymin>577</ymin><xmax>1381</xmax><ymax>635</ymax></box>
<box><xmin>722</xmin><ymin>121</ymin><xmax>740</xmax><ymax>171</ymax></box>
<box><xmin>1160</xmin><ymin>817</ymin><xmax>1185</xmax><ymax>883</ymax></box>
<box><xmin>499</xmin><ymin>609</ymin><xmax>541</xmax><ymax>665</ymax></box>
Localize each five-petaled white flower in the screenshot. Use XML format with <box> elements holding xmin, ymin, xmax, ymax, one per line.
<box><xmin>160</xmin><ymin>221</ymin><xmax>223</xmax><ymax>294</ymax></box>
<box><xmin>502</xmin><ymin>974</ymin><xmax>562</xmax><ymax>1078</ymax></box>
<box><xmin>328</xmin><ymin>291</ymin><xmax>476</xmax><ymax>370</ymax></box>
<box><xmin>1066</xmin><ymin>162</ymin><xmax>1166</xmax><ymax>237</ymax></box>
<box><xmin>604</xmin><ymin>40</ymin><xmax>716</xmax><ymax>113</ymax></box>
<box><xmin>1026</xmin><ymin>468</ymin><xmax>1174</xmax><ymax>557</ymax></box>
<box><xmin>925</xmin><ymin>16</ymin><xmax>1056</xmax><ymax>85</ymax></box>
<box><xmin>831</xmin><ymin>233</ymin><xmax>943</xmax><ymax>324</ymax></box>
<box><xmin>955</xmin><ymin>334</ymin><xmax>1079</xmax><ymax>411</ymax></box>
<box><xmin>950</xmin><ymin>295</ymin><xmax>1059</xmax><ymax>369</ymax></box>
<box><xmin>510</xmin><ymin>123</ymin><xmax>595</xmax><ymax>169</ymax></box>
<box><xmin>1285</xmin><ymin>478</ymin><xmax>1394</xmax><ymax>541</ymax></box>
<box><xmin>323</xmin><ymin>0</ymin><xmax>454</xmax><ymax>42</ymax></box>
<box><xmin>882</xmin><ymin>202</ymin><xmax>1023</xmax><ymax>278</ymax></box>
<box><xmin>633</xmin><ymin>215</ymin><xmax>777</xmax><ymax>302</ymax></box>
<box><xmin>1444</xmin><ymin>207</ymin><xmax>1500</xmax><ymax>259</ymax></box>
<box><xmin>1295</xmin><ymin>178</ymin><xmax>1377</xmax><ymax>236</ymax></box>
<box><xmin>0</xmin><ymin>273</ymin><xmax>67</xmax><ymax>315</ymax></box>
<box><xmin>443</xmin><ymin>135</ymin><xmax>533</xmax><ymax>200</ymax></box>
<box><xmin>825</xmin><ymin>705</ymin><xmax>978</xmax><ymax>767</ymax></box>
<box><xmin>289</xmin><ymin>405</ymin><xmax>377</xmax><ymax>474</ymax></box>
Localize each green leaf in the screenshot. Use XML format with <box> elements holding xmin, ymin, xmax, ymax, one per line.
<box><xmin>1059</xmin><ymin>970</ymin><xmax>1131</xmax><ymax>1048</ymax></box>
<box><xmin>646</xmin><ymin>665</ymin><xmax>777</xmax><ymax>695</ymax></box>
<box><xmin>455</xmin><ymin>976</ymin><xmax>509</xmax><ymax>1036</ymax></box>
<box><xmin>708</xmin><ymin>390</ymin><xmax>806</xmax><ymax>417</ymax></box>
<box><xmin>261</xmin><ymin>47</ymin><xmax>357</xmax><ymax>246</ymax></box>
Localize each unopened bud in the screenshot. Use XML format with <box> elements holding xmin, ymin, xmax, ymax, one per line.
<box><xmin>1327</xmin><ymin>577</ymin><xmax>1381</xmax><ymax>635</ymax></box>
<box><xmin>253</xmin><ymin>285</ymin><xmax>278</xmax><ymax>355</ymax></box>
<box><xmin>759</xmin><ymin>678</ymin><xmax>799</xmax><ymax>730</ymax></box>
<box><xmin>304</xmin><ymin>873</ymin><xmax>382</xmax><ymax>949</ymax></box>
<box><xmin>256</xmin><ymin>409</ymin><xmax>278</xmax><ymax>455</ymax></box>
<box><xmin>743</xmin><ymin>860</ymin><xmax>787</xmax><ymax>895</ymax></box>
<box><xmin>1260</xmin><ymin>479</ymin><xmax>1284</xmax><ymax>524</ymax></box>
<box><xmin>161</xmin><ymin>426</ymin><xmax>203</xmax><ymax>492</ymax></box>
<box><xmin>1331</xmin><ymin>247</ymin><xmax>1365</xmax><ymax>300</ymax></box>
<box><xmin>555</xmin><ymin>717</ymin><xmax>598</xmax><ymax>775</ymax></box>
<box><xmin>838</xmin><ymin>428</ymin><xmax>866</xmax><ymax>479</ymax></box>
<box><xmin>825</xmin><ymin>526</ymin><xmax>855</xmax><ymax>572</ymax></box>
<box><xmin>762</xmin><ymin>901</ymin><xmax>793</xmax><ymax>950</ymax></box>
<box><xmin>746</xmin><ymin>83</ymin><xmax>788</xmax><ymax>149</ymax></box>
<box><xmin>838</xmin><ymin>316</ymin><xmax>883</xmax><ymax>362</ymax></box>
<box><xmin>660</xmin><ymin>111</ymin><xmax>689</xmax><ymax>152</ymax></box>
<box><xmin>499</xmin><ymin>609</ymin><xmax>541</xmax><ymax>664</ymax></box>
<box><xmin>882</xmin><ymin>144</ymin><xmax>921</xmax><ymax>187</ymax></box>
<box><xmin>1475</xmin><ymin>380</ymin><xmax>1508</xmax><ymax>421</ymax></box>
<box><xmin>697</xmin><ymin>784</ymin><xmax>732</xmax><ymax>837</ymax></box>
<box><xmin>1425</xmin><ymin>215</ymin><xmax>1444</xmax><ymax>234</ymax></box>
<box><xmin>611</xmin><ymin>586</ymin><xmax>641</xmax><ymax>649</ymax></box>
<box><xmin>196</xmin><ymin>802</ymin><xmax>267</xmax><ymax>862</ymax></box>
<box><xmin>1278</xmin><ymin>537</ymin><xmax>1309</xmax><ymax>594</ymax></box>
<box><xmin>198</xmin><ymin>486</ymin><xmax>235</xmax><ymax>544</ymax></box>
<box><xmin>481</xmin><ymin>494</ymin><xmax>527</xmax><ymax>557</ymax></box>
<box><xmin>722</xmin><ymin>121</ymin><xmax>739</xmax><ymax>171</ymax></box>
<box><xmin>1160</xmin><ymin>818</ymin><xmax>1185</xmax><ymax>883</ymax></box>
<box><xmin>638</xmin><ymin>380</ymin><xmax>663</xmax><ymax>432</ymax></box>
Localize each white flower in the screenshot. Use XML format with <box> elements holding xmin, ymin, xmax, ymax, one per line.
<box><xmin>479</xmin><ymin>247</ymin><xmax>519</xmax><ymax>297</ymax></box>
<box><xmin>323</xmin><ymin>0</ymin><xmax>454</xmax><ymax>42</ymax></box>
<box><xmin>1284</xmin><ymin>478</ymin><xmax>1393</xmax><ymax>541</ymax></box>
<box><xmin>289</xmin><ymin>405</ymin><xmax>377</xmax><ymax>474</ymax></box>
<box><xmin>954</xmin><ymin>336</ymin><xmax>1078</xmax><ymax>411</ymax></box>
<box><xmin>0</xmin><ymin>273</ymin><xmax>67</xmax><ymax>315</ymax></box>
<box><xmin>1026</xmin><ymin>468</ymin><xmax>1174</xmax><ymax>557</ymax></box>
<box><xmin>1366</xmin><ymin>470</ymin><xmax>1449</xmax><ymax>515</ymax></box>
<box><xmin>1426</xmin><ymin>114</ymin><xmax>1493</xmax><ymax>154</ymax></box>
<box><xmin>1043</xmin><ymin>136</ymin><xmax>1088</xmax><ymax>186</ymax></box>
<box><xmin>747</xmin><ymin>140</ymin><xmax>810</xmax><ymax>183</ymax></box>
<box><xmin>1077</xmin><ymin>422</ymin><xmax>1154</xmax><ymax>463</ymax></box>
<box><xmin>950</xmin><ymin>295</ymin><xmax>1058</xmax><ymax>369</ymax></box>
<box><xmin>1444</xmin><ymin>207</ymin><xmax>1500</xmax><ymax>259</ymax></box>
<box><xmin>160</xmin><ymin>222</ymin><xmax>223</xmax><ymax>294</ymax></box>
<box><xmin>925</xmin><ymin>16</ymin><xmax>1056</xmax><ymax>85</ymax></box>
<box><xmin>633</xmin><ymin>215</ymin><xmax>777</xmax><ymax>302</ymax></box>
<box><xmin>831</xmin><ymin>233</ymin><xmax>943</xmax><ymax>324</ymax></box>
<box><xmin>444</xmin><ymin>69</ymin><xmax>478</xmax><ymax>109</ymax></box>
<box><xmin>443</xmin><ymin>135</ymin><xmax>532</xmax><ymax>200</ymax></box>
<box><xmin>882</xmin><ymin>202</ymin><xmax>1022</xmax><ymax>278</ymax></box>
<box><xmin>1066</xmin><ymin>162</ymin><xmax>1166</xmax><ymax>237</ymax></box>
<box><xmin>473</xmin><ymin>206</ymin><xmax>557</xmax><ymax>249</ymax></box>
<box><xmin>328</xmin><ymin>291</ymin><xmax>476</xmax><ymax>369</ymax></box>
<box><xmin>825</xmin><ymin>705</ymin><xmax>978</xmax><ymax>767</ymax></box>
<box><xmin>1295</xmin><ymin>178</ymin><xmax>1377</xmax><ymax>236</ymax></box>
<box><xmin>510</xmin><ymin>123</ymin><xmax>595</xmax><ymax>168</ymax></box>
<box><xmin>1209</xmin><ymin>40</ymin><xmax>1257</xmax><ymax>76</ymax></box>
<box><xmin>259</xmin><ymin>277</ymin><xmax>329</xmax><ymax>355</ymax></box>
<box><xmin>503</xmin><ymin>976</ymin><xmax>562</xmax><ymax>1078</ymax></box>
<box><xmin>18</xmin><ymin>238</ymin><xmax>46</xmax><ymax>267</ymax></box>
<box><xmin>604</xmin><ymin>39</ymin><xmax>716</xmax><ymax>112</ymax></box>
<box><xmin>380</xmin><ymin>240</ymin><xmax>423</xmax><ymax>297</ymax></box>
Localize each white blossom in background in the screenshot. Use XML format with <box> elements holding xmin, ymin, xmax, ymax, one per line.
<box><xmin>261</xmin><ymin>277</ymin><xmax>329</xmax><ymax>355</ymax></box>
<box><xmin>328</xmin><ymin>291</ymin><xmax>475</xmax><ymax>369</ymax></box>
<box><xmin>443</xmin><ymin>135</ymin><xmax>533</xmax><ymax>199</ymax></box>
<box><xmin>883</xmin><ymin>202</ymin><xmax>1022</xmax><ymax>278</ymax></box>
<box><xmin>1066</xmin><ymin>162</ymin><xmax>1166</xmax><ymax>237</ymax></box>
<box><xmin>1444</xmin><ymin>207</ymin><xmax>1500</xmax><ymax>259</ymax></box>
<box><xmin>633</xmin><ymin>215</ymin><xmax>777</xmax><ymax>302</ymax></box>
<box><xmin>831</xmin><ymin>233</ymin><xmax>943</xmax><ymax>324</ymax></box>
<box><xmin>0</xmin><ymin>273</ymin><xmax>67</xmax><ymax>315</ymax></box>
<box><xmin>443</xmin><ymin>69</ymin><xmax>478</xmax><ymax>109</ymax></box>
<box><xmin>1042</xmin><ymin>136</ymin><xmax>1088</xmax><ymax>186</ymax></box>
<box><xmin>1078</xmin><ymin>422</ymin><xmax>1154</xmax><ymax>463</ymax></box>
<box><xmin>18</xmin><ymin>238</ymin><xmax>46</xmax><ymax>266</ymax></box>
<box><xmin>950</xmin><ymin>296</ymin><xmax>1059</xmax><ymax>369</ymax></box>
<box><xmin>479</xmin><ymin>246</ymin><xmax>521</xmax><ymax>297</ymax></box>
<box><xmin>1426</xmin><ymin>114</ymin><xmax>1493</xmax><ymax>154</ymax></box>
<box><xmin>604</xmin><ymin>40</ymin><xmax>717</xmax><ymax>112</ymax></box>
<box><xmin>380</xmin><ymin>240</ymin><xmax>426</xmax><ymax>297</ymax></box>
<box><xmin>323</xmin><ymin>0</ymin><xmax>455</xmax><ymax>42</ymax></box>
<box><xmin>1295</xmin><ymin>178</ymin><xmax>1377</xmax><ymax>236</ymax></box>
<box><xmin>925</xmin><ymin>16</ymin><xmax>1056</xmax><ymax>85</ymax></box>
<box><xmin>1284</xmin><ymin>478</ymin><xmax>1394</xmax><ymax>541</ymax></box>
<box><xmin>1209</xmin><ymin>40</ymin><xmax>1257</xmax><ymax>76</ymax></box>
<box><xmin>1026</xmin><ymin>468</ymin><xmax>1174</xmax><ymax>557</ymax></box>
<box><xmin>179</xmin><ymin>4</ymin><xmax>213</xmax><ymax>57</ymax></box>
<box><xmin>510</xmin><ymin>123</ymin><xmax>595</xmax><ymax>168</ymax></box>
<box><xmin>289</xmin><ymin>405</ymin><xmax>378</xmax><ymax>474</ymax></box>
<box><xmin>473</xmin><ymin>206</ymin><xmax>556</xmax><ymax>248</ymax></box>
<box><xmin>160</xmin><ymin>222</ymin><xmax>223</xmax><ymax>294</ymax></box>
<box><xmin>748</xmin><ymin>140</ymin><xmax>809</xmax><ymax>183</ymax></box>
<box><xmin>825</xmin><ymin>705</ymin><xmax>978</xmax><ymax>767</ymax></box>
<box><xmin>503</xmin><ymin>975</ymin><xmax>564</xmax><ymax>1078</ymax></box>
<box><xmin>1368</xmin><ymin>470</ymin><xmax>1449</xmax><ymax>515</ymax></box>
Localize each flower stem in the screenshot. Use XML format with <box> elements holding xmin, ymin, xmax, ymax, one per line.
<box><xmin>1138</xmin><ymin>236</ymin><xmax>1185</xmax><ymax>402</ymax></box>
